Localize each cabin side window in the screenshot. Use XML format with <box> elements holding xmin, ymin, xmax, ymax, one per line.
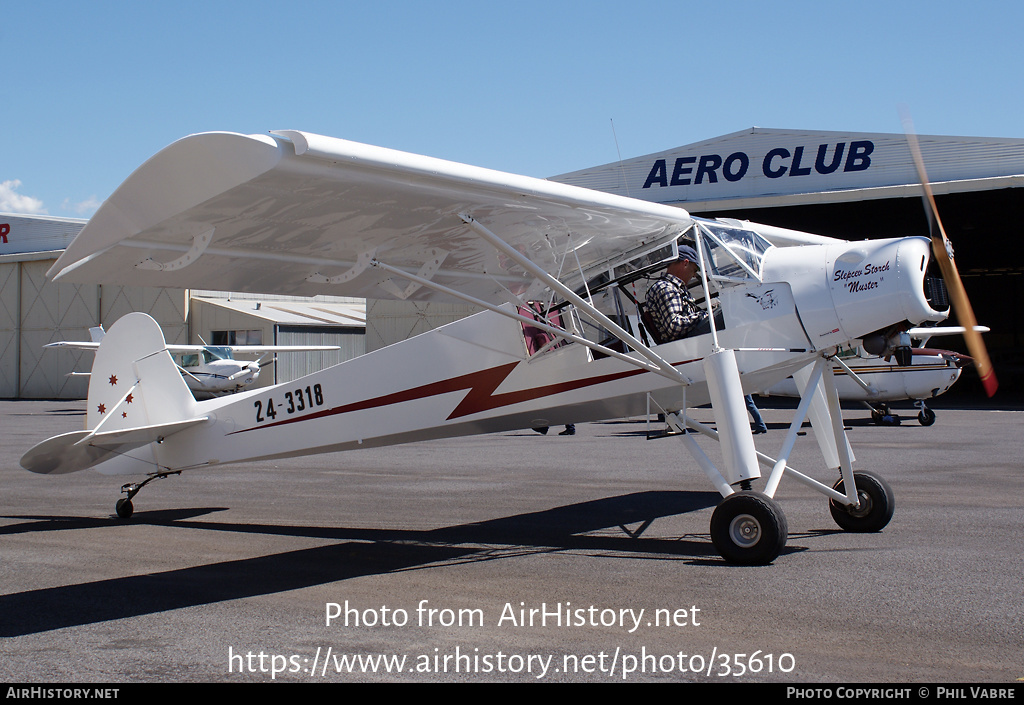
<box><xmin>518</xmin><ymin>302</ymin><xmax>570</xmax><ymax>357</ymax></box>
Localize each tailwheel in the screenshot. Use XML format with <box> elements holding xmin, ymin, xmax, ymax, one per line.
<box><xmin>115</xmin><ymin>498</ymin><xmax>134</xmax><ymax>519</ymax></box>
<box><xmin>829</xmin><ymin>470</ymin><xmax>895</xmax><ymax>532</ymax></box>
<box><xmin>710</xmin><ymin>491</ymin><xmax>788</xmax><ymax>565</ymax></box>
<box><xmin>114</xmin><ymin>469</ymin><xmax>181</xmax><ymax>521</ymax></box>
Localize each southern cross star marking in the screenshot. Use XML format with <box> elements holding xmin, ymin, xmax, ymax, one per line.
<box><xmin>109</xmin><ymin>375</ymin><xmax>118</xmax><ymax>386</ymax></box>
<box><xmin>97</xmin><ymin>404</ymin><xmax>106</xmax><ymax>414</ymax></box>
<box><xmin>125</xmin><ymin>394</ymin><xmax>133</xmax><ymax>404</ymax></box>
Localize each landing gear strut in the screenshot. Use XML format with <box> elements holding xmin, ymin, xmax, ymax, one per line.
<box><xmin>115</xmin><ymin>470</ymin><xmax>181</xmax><ymax>519</ymax></box>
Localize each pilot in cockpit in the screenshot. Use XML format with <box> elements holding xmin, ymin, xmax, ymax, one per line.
<box><xmin>644</xmin><ymin>244</ymin><xmax>712</xmax><ymax>343</ymax></box>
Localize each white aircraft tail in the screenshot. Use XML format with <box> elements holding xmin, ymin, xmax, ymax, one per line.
<box><xmin>21</xmin><ymin>313</ymin><xmax>206</xmax><ymax>475</ymax></box>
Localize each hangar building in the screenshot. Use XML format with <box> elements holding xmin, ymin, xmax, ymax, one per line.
<box><xmin>0</xmin><ymin>213</ymin><xmax>364</xmax><ymax>399</ymax></box>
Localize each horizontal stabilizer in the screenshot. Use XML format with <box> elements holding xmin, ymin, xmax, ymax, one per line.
<box><xmin>20</xmin><ymin>417</ymin><xmax>207</xmax><ymax>475</ymax></box>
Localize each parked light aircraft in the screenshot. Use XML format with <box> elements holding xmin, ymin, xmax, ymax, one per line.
<box><xmin>20</xmin><ymin>128</ymin><xmax>996</xmax><ymax>564</ymax></box>
<box><xmin>46</xmin><ymin>329</ymin><xmax>340</xmax><ymax>396</ymax></box>
<box><xmin>760</xmin><ymin>330</ymin><xmax>985</xmax><ymax>426</ymax></box>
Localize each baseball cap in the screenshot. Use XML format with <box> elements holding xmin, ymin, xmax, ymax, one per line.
<box><xmin>675</xmin><ymin>244</ymin><xmax>700</xmax><ymax>267</ymax></box>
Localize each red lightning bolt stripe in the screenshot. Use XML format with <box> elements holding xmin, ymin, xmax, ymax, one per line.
<box><xmin>229</xmin><ymin>357</ymin><xmax>695</xmax><ymax>437</ymax></box>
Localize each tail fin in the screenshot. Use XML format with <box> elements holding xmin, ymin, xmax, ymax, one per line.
<box><xmin>21</xmin><ymin>313</ymin><xmax>205</xmax><ymax>475</ymax></box>
<box><xmin>85</xmin><ymin>312</ymin><xmax>195</xmax><ymax>432</ymax></box>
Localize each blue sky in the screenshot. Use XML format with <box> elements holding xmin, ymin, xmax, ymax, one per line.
<box><xmin>4</xmin><ymin>1</ymin><xmax>1022</xmax><ymax>219</ymax></box>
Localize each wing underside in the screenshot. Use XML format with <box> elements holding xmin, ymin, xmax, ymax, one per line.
<box><xmin>51</xmin><ymin>130</ymin><xmax>693</xmax><ymax>305</ymax></box>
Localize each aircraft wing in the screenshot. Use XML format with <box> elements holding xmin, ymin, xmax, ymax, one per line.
<box><xmin>50</xmin><ymin>131</ymin><xmax>693</xmax><ymax>305</ymax></box>
<box><xmin>44</xmin><ymin>341</ymin><xmax>100</xmax><ymax>350</ymax></box>
<box><xmin>44</xmin><ymin>342</ymin><xmax>339</xmax><ymax>354</ymax></box>
<box><xmin>164</xmin><ymin>345</ymin><xmax>341</xmax><ymax>354</ymax></box>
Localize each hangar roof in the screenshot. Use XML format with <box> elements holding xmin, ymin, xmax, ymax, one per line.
<box><xmin>0</xmin><ymin>213</ymin><xmax>86</xmax><ymax>256</ymax></box>
<box><xmin>550</xmin><ymin>127</ymin><xmax>1024</xmax><ymax>211</ymax></box>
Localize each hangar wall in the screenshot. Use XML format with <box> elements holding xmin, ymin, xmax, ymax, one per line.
<box><xmin>365</xmin><ymin>300</ymin><xmax>479</xmax><ymax>353</ymax></box>
<box><xmin>0</xmin><ymin>252</ymin><xmax>189</xmax><ymax>399</ymax></box>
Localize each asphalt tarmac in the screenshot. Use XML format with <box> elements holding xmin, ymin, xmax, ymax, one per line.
<box><xmin>1</xmin><ymin>399</ymin><xmax>1021</xmax><ymax>683</ymax></box>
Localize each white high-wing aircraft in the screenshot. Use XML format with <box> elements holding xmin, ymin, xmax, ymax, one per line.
<box><xmin>46</xmin><ymin>331</ymin><xmax>340</xmax><ymax>396</ymax></box>
<box><xmin>20</xmin><ymin>129</ymin><xmax>997</xmax><ymax>564</ymax></box>
<box><xmin>760</xmin><ymin>330</ymin><xmax>986</xmax><ymax>426</ymax></box>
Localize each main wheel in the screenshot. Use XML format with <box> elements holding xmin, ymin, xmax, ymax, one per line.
<box><xmin>710</xmin><ymin>492</ymin><xmax>788</xmax><ymax>565</ymax></box>
<box><xmin>115</xmin><ymin>498</ymin><xmax>134</xmax><ymax>519</ymax></box>
<box><xmin>829</xmin><ymin>471</ymin><xmax>894</xmax><ymax>532</ymax></box>
<box><xmin>918</xmin><ymin>407</ymin><xmax>936</xmax><ymax>426</ymax></box>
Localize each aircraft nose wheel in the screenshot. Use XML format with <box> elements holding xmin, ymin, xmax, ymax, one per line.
<box><xmin>710</xmin><ymin>491</ymin><xmax>788</xmax><ymax>565</ymax></box>
<box><xmin>829</xmin><ymin>470</ymin><xmax>895</xmax><ymax>532</ymax></box>
<box><xmin>917</xmin><ymin>406</ymin><xmax>936</xmax><ymax>426</ymax></box>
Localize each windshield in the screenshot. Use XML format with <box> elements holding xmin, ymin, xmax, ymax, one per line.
<box><xmin>203</xmin><ymin>347</ymin><xmax>233</xmax><ymax>363</ymax></box>
<box><xmin>695</xmin><ymin>219</ymin><xmax>771</xmax><ymax>282</ymax></box>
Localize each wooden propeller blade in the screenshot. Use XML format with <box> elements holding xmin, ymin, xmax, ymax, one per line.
<box><xmin>902</xmin><ymin>113</ymin><xmax>997</xmax><ymax>396</ymax></box>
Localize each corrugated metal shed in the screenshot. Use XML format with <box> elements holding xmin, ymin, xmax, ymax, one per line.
<box><xmin>189</xmin><ymin>297</ymin><xmax>366</xmax><ymax>386</ymax></box>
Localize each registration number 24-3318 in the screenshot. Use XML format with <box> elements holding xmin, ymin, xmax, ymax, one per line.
<box><xmin>254</xmin><ymin>384</ymin><xmax>324</xmax><ymax>423</ymax></box>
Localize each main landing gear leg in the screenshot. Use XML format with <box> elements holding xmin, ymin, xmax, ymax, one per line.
<box><xmin>701</xmin><ymin>349</ymin><xmax>786</xmax><ymax>565</ymax></box>
<box><xmin>866</xmin><ymin>402</ymin><xmax>900</xmax><ymax>426</ymax></box>
<box><xmin>115</xmin><ymin>470</ymin><xmax>181</xmax><ymax>519</ymax></box>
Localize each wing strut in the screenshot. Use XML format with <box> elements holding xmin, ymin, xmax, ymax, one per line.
<box><xmin>370</xmin><ymin>257</ymin><xmax>688</xmax><ymax>382</ymax></box>
<box><xmin>457</xmin><ymin>213</ymin><xmax>689</xmax><ymax>385</ymax></box>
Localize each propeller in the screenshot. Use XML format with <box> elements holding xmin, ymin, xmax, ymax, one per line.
<box><xmin>901</xmin><ymin>112</ymin><xmax>997</xmax><ymax>396</ymax></box>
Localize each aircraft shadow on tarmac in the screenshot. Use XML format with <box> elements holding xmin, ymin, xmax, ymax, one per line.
<box><xmin>0</xmin><ymin>490</ymin><xmax>815</xmax><ymax>637</ymax></box>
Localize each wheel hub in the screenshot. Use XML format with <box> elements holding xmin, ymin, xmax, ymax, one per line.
<box><xmin>728</xmin><ymin>513</ymin><xmax>762</xmax><ymax>547</ymax></box>
<box><xmin>847</xmin><ymin>490</ymin><xmax>874</xmax><ymax>518</ymax></box>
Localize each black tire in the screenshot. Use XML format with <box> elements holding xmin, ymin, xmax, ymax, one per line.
<box><xmin>710</xmin><ymin>492</ymin><xmax>788</xmax><ymax>565</ymax></box>
<box><xmin>918</xmin><ymin>408</ymin><xmax>936</xmax><ymax>426</ymax></box>
<box><xmin>829</xmin><ymin>471</ymin><xmax>894</xmax><ymax>532</ymax></box>
<box><xmin>115</xmin><ymin>498</ymin><xmax>134</xmax><ymax>519</ymax></box>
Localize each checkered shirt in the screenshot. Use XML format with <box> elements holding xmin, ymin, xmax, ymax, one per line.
<box><xmin>645</xmin><ymin>273</ymin><xmax>708</xmax><ymax>342</ymax></box>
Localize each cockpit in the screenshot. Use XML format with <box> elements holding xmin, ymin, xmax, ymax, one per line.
<box><xmin>517</xmin><ymin>218</ymin><xmax>775</xmax><ymax>358</ymax></box>
<box><xmin>180</xmin><ymin>346</ymin><xmax>234</xmax><ymax>367</ymax></box>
